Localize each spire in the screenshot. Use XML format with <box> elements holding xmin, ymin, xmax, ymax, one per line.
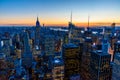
<box><xmin>70</xmin><ymin>11</ymin><xmax>72</xmax><ymax>23</ymax></box>
<box><xmin>36</xmin><ymin>16</ymin><xmax>40</xmax><ymax>27</ymax></box>
<box><xmin>37</xmin><ymin>16</ymin><xmax>39</xmax><ymax>21</ymax></box>
<box><xmin>88</xmin><ymin>16</ymin><xmax>90</xmax><ymax>28</ymax></box>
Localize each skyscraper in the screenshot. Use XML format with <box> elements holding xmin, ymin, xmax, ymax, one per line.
<box><xmin>81</xmin><ymin>37</ymin><xmax>92</xmax><ymax>80</ymax></box>
<box><xmin>43</xmin><ymin>35</ymin><xmax>55</xmax><ymax>56</ymax></box>
<box><xmin>35</xmin><ymin>17</ymin><xmax>41</xmax><ymax>49</ymax></box>
<box><xmin>63</xmin><ymin>43</ymin><xmax>80</xmax><ymax>80</ymax></box>
<box><xmin>22</xmin><ymin>31</ymin><xmax>32</xmax><ymax>68</ymax></box>
<box><xmin>90</xmin><ymin>50</ymin><xmax>111</xmax><ymax>80</ymax></box>
<box><xmin>112</xmin><ymin>40</ymin><xmax>120</xmax><ymax>80</ymax></box>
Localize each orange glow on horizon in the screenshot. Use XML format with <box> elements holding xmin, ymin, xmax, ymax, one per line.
<box><xmin>0</xmin><ymin>18</ymin><xmax>120</xmax><ymax>27</ymax></box>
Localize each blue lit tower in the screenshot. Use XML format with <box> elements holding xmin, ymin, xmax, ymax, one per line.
<box><xmin>81</xmin><ymin>37</ymin><xmax>92</xmax><ymax>80</ymax></box>
<box><xmin>22</xmin><ymin>31</ymin><xmax>32</xmax><ymax>68</ymax></box>
<box><xmin>102</xmin><ymin>38</ymin><xmax>109</xmax><ymax>53</ymax></box>
<box><xmin>35</xmin><ymin>17</ymin><xmax>41</xmax><ymax>49</ymax></box>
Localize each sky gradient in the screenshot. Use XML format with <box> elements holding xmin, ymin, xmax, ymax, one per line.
<box><xmin>0</xmin><ymin>0</ymin><xmax>120</xmax><ymax>26</ymax></box>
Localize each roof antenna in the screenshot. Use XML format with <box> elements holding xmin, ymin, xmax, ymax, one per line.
<box><xmin>71</xmin><ymin>11</ymin><xmax>72</xmax><ymax>23</ymax></box>
<box><xmin>88</xmin><ymin>15</ymin><xmax>90</xmax><ymax>28</ymax></box>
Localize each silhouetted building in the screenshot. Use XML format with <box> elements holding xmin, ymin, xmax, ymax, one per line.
<box><xmin>35</xmin><ymin>17</ymin><xmax>41</xmax><ymax>49</ymax></box>
<box><xmin>43</xmin><ymin>35</ymin><xmax>55</xmax><ymax>56</ymax></box>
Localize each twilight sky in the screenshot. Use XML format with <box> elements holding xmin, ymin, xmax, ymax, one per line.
<box><xmin>0</xmin><ymin>0</ymin><xmax>120</xmax><ymax>26</ymax></box>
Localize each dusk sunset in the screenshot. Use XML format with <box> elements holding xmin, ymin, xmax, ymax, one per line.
<box><xmin>0</xmin><ymin>0</ymin><xmax>120</xmax><ymax>26</ymax></box>
<box><xmin>0</xmin><ymin>0</ymin><xmax>120</xmax><ymax>80</ymax></box>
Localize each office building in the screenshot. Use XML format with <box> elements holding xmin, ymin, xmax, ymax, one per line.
<box><xmin>90</xmin><ymin>50</ymin><xmax>111</xmax><ymax>80</ymax></box>
<box><xmin>63</xmin><ymin>43</ymin><xmax>80</xmax><ymax>80</ymax></box>
<box><xmin>81</xmin><ymin>37</ymin><xmax>92</xmax><ymax>80</ymax></box>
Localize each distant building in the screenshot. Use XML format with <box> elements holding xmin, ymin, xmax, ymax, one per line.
<box><xmin>43</xmin><ymin>35</ymin><xmax>55</xmax><ymax>56</ymax></box>
<box><xmin>0</xmin><ymin>53</ymin><xmax>8</xmax><ymax>80</ymax></box>
<box><xmin>1</xmin><ymin>38</ymin><xmax>11</xmax><ymax>57</ymax></box>
<box><xmin>111</xmin><ymin>23</ymin><xmax>116</xmax><ymax>36</ymax></box>
<box><xmin>68</xmin><ymin>22</ymin><xmax>75</xmax><ymax>43</ymax></box>
<box><xmin>102</xmin><ymin>38</ymin><xmax>109</xmax><ymax>53</ymax></box>
<box><xmin>63</xmin><ymin>43</ymin><xmax>80</xmax><ymax>80</ymax></box>
<box><xmin>35</xmin><ymin>17</ymin><xmax>41</xmax><ymax>49</ymax></box>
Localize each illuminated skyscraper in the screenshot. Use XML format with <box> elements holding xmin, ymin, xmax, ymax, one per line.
<box><xmin>81</xmin><ymin>37</ymin><xmax>92</xmax><ymax>80</ymax></box>
<box><xmin>68</xmin><ymin>12</ymin><xmax>75</xmax><ymax>43</ymax></box>
<box><xmin>43</xmin><ymin>35</ymin><xmax>55</xmax><ymax>56</ymax></box>
<box><xmin>35</xmin><ymin>17</ymin><xmax>41</xmax><ymax>49</ymax></box>
<box><xmin>90</xmin><ymin>50</ymin><xmax>111</xmax><ymax>80</ymax></box>
<box><xmin>111</xmin><ymin>23</ymin><xmax>116</xmax><ymax>36</ymax></box>
<box><xmin>102</xmin><ymin>38</ymin><xmax>109</xmax><ymax>53</ymax></box>
<box><xmin>63</xmin><ymin>43</ymin><xmax>80</xmax><ymax>80</ymax></box>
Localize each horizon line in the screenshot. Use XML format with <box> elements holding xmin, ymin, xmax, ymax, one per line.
<box><xmin>0</xmin><ymin>22</ymin><xmax>120</xmax><ymax>27</ymax></box>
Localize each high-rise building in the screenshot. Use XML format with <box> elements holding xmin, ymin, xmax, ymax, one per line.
<box><xmin>90</xmin><ymin>50</ymin><xmax>111</xmax><ymax>80</ymax></box>
<box><xmin>22</xmin><ymin>31</ymin><xmax>32</xmax><ymax>68</ymax></box>
<box><xmin>111</xmin><ymin>23</ymin><xmax>116</xmax><ymax>36</ymax></box>
<box><xmin>1</xmin><ymin>38</ymin><xmax>11</xmax><ymax>57</ymax></box>
<box><xmin>112</xmin><ymin>40</ymin><xmax>120</xmax><ymax>80</ymax></box>
<box><xmin>78</xmin><ymin>43</ymin><xmax>83</xmax><ymax>74</ymax></box>
<box><xmin>43</xmin><ymin>35</ymin><xmax>55</xmax><ymax>56</ymax></box>
<box><xmin>52</xmin><ymin>58</ymin><xmax>64</xmax><ymax>80</ymax></box>
<box><xmin>102</xmin><ymin>38</ymin><xmax>109</xmax><ymax>53</ymax></box>
<box><xmin>63</xmin><ymin>43</ymin><xmax>80</xmax><ymax>80</ymax></box>
<box><xmin>35</xmin><ymin>17</ymin><xmax>41</xmax><ymax>49</ymax></box>
<box><xmin>81</xmin><ymin>37</ymin><xmax>92</xmax><ymax>80</ymax></box>
<box><xmin>0</xmin><ymin>53</ymin><xmax>8</xmax><ymax>80</ymax></box>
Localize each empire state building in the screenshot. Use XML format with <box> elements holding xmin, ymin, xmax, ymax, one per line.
<box><xmin>35</xmin><ymin>17</ymin><xmax>41</xmax><ymax>48</ymax></box>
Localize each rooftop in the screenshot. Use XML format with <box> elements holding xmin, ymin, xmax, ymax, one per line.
<box><xmin>63</xmin><ymin>43</ymin><xmax>78</xmax><ymax>49</ymax></box>
<box><xmin>93</xmin><ymin>50</ymin><xmax>110</xmax><ymax>56</ymax></box>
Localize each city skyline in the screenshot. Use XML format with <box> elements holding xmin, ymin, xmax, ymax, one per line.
<box><xmin>0</xmin><ymin>0</ymin><xmax>120</xmax><ymax>27</ymax></box>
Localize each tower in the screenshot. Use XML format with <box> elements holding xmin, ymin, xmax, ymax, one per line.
<box><xmin>43</xmin><ymin>35</ymin><xmax>55</xmax><ymax>56</ymax></box>
<box><xmin>35</xmin><ymin>17</ymin><xmax>41</xmax><ymax>49</ymax></box>
<box><xmin>112</xmin><ymin>40</ymin><xmax>120</xmax><ymax>80</ymax></box>
<box><xmin>90</xmin><ymin>50</ymin><xmax>111</xmax><ymax>80</ymax></box>
<box><xmin>22</xmin><ymin>31</ymin><xmax>32</xmax><ymax>68</ymax></box>
<box><xmin>111</xmin><ymin>23</ymin><xmax>116</xmax><ymax>36</ymax></box>
<box><xmin>63</xmin><ymin>43</ymin><xmax>80</xmax><ymax>80</ymax></box>
<box><xmin>68</xmin><ymin>12</ymin><xmax>75</xmax><ymax>43</ymax></box>
<box><xmin>102</xmin><ymin>38</ymin><xmax>109</xmax><ymax>53</ymax></box>
<box><xmin>36</xmin><ymin>17</ymin><xmax>40</xmax><ymax>27</ymax></box>
<box><xmin>80</xmin><ymin>37</ymin><xmax>92</xmax><ymax>80</ymax></box>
